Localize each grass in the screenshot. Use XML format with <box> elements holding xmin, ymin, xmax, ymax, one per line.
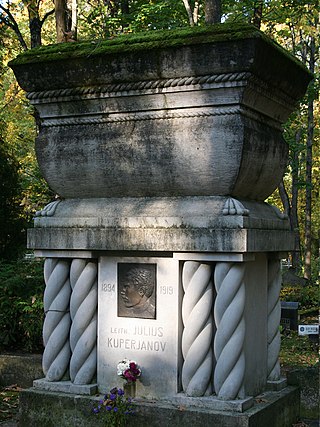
<box><xmin>280</xmin><ymin>331</ymin><xmax>319</xmax><ymax>371</ymax></box>
<box><xmin>280</xmin><ymin>312</ymin><xmax>319</xmax><ymax>374</ymax></box>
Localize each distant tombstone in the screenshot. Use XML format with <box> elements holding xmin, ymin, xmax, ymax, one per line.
<box><xmin>281</xmin><ymin>302</ymin><xmax>299</xmax><ymax>330</ymax></box>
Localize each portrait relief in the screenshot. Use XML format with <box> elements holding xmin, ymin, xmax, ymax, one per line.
<box><xmin>118</xmin><ymin>263</ymin><xmax>156</xmax><ymax>319</ymax></box>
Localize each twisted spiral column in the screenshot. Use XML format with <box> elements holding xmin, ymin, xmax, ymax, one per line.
<box><xmin>267</xmin><ymin>259</ymin><xmax>281</xmax><ymax>381</ymax></box>
<box><xmin>181</xmin><ymin>261</ymin><xmax>213</xmax><ymax>396</ymax></box>
<box><xmin>69</xmin><ymin>259</ymin><xmax>98</xmax><ymax>385</ymax></box>
<box><xmin>214</xmin><ymin>262</ymin><xmax>246</xmax><ymax>400</ymax></box>
<box><xmin>43</xmin><ymin>258</ymin><xmax>71</xmax><ymax>381</ymax></box>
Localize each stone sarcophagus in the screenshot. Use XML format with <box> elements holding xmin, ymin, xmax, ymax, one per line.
<box><xmin>11</xmin><ymin>24</ymin><xmax>307</xmax><ymax>202</ymax></box>
<box><xmin>10</xmin><ymin>23</ymin><xmax>311</xmax><ymax>427</ymax></box>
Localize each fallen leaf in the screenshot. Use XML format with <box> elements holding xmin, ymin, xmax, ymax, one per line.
<box><xmin>4</xmin><ymin>385</ymin><xmax>23</xmax><ymax>392</ymax></box>
<box><xmin>255</xmin><ymin>398</ymin><xmax>269</xmax><ymax>404</ymax></box>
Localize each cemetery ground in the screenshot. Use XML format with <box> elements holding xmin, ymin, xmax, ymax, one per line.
<box><xmin>0</xmin><ymin>313</ymin><xmax>318</xmax><ymax>427</ymax></box>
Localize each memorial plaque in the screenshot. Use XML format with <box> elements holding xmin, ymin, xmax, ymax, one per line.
<box><xmin>98</xmin><ymin>257</ymin><xmax>181</xmax><ymax>398</ymax></box>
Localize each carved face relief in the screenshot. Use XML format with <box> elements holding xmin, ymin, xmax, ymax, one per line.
<box><xmin>118</xmin><ymin>263</ymin><xmax>156</xmax><ymax>319</ymax></box>
<box><xmin>121</xmin><ymin>281</ymin><xmax>144</xmax><ymax>308</ymax></box>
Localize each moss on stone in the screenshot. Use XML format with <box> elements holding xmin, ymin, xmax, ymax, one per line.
<box><xmin>9</xmin><ymin>23</ymin><xmax>277</xmax><ymax>66</ymax></box>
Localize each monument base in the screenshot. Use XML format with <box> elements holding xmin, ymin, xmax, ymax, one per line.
<box><xmin>19</xmin><ymin>386</ymin><xmax>300</xmax><ymax>427</ymax></box>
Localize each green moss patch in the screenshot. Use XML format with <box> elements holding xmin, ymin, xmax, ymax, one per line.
<box><xmin>10</xmin><ymin>23</ymin><xmax>272</xmax><ymax>66</ymax></box>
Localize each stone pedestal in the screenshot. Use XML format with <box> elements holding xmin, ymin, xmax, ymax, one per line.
<box><xmin>10</xmin><ymin>22</ymin><xmax>311</xmax><ymax>426</ymax></box>
<box><xmin>28</xmin><ymin>197</ymin><xmax>289</xmax><ymax>405</ymax></box>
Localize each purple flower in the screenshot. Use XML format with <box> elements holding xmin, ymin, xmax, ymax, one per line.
<box><xmin>118</xmin><ymin>388</ymin><xmax>124</xmax><ymax>396</ymax></box>
<box><xmin>92</xmin><ymin>408</ymin><xmax>100</xmax><ymax>414</ymax></box>
<box><xmin>110</xmin><ymin>393</ymin><xmax>117</xmax><ymax>401</ymax></box>
<box><xmin>113</xmin><ymin>407</ymin><xmax>118</xmax><ymax>412</ymax></box>
<box><xmin>105</xmin><ymin>405</ymin><xmax>112</xmax><ymax>411</ymax></box>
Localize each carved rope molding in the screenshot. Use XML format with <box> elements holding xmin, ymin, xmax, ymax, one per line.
<box><xmin>42</xmin><ymin>258</ymin><xmax>71</xmax><ymax>382</ymax></box>
<box><xmin>181</xmin><ymin>261</ymin><xmax>213</xmax><ymax>397</ymax></box>
<box><xmin>69</xmin><ymin>259</ymin><xmax>98</xmax><ymax>385</ymax></box>
<box><xmin>214</xmin><ymin>262</ymin><xmax>246</xmax><ymax>400</ymax></box>
<box><xmin>26</xmin><ymin>72</ymin><xmax>251</xmax><ymax>101</ymax></box>
<box><xmin>267</xmin><ymin>259</ymin><xmax>281</xmax><ymax>381</ymax></box>
<box><xmin>39</xmin><ymin>107</ymin><xmax>241</xmax><ymax>128</ymax></box>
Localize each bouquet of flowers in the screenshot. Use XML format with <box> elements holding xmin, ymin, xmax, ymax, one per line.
<box><xmin>92</xmin><ymin>387</ymin><xmax>134</xmax><ymax>427</ymax></box>
<box><xmin>117</xmin><ymin>359</ymin><xmax>141</xmax><ymax>383</ymax></box>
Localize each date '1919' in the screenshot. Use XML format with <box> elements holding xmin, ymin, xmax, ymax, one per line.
<box><xmin>160</xmin><ymin>286</ymin><xmax>174</xmax><ymax>295</ymax></box>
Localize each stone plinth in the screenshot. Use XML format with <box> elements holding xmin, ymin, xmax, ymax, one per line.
<box><xmin>29</xmin><ymin>196</ymin><xmax>293</xmax><ymax>252</ymax></box>
<box><xmin>18</xmin><ymin>387</ymin><xmax>300</xmax><ymax>427</ymax></box>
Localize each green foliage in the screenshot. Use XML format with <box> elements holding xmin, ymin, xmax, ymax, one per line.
<box><xmin>0</xmin><ymin>141</ymin><xmax>26</xmax><ymax>259</ymax></box>
<box><xmin>125</xmin><ymin>0</ymin><xmax>190</xmax><ymax>32</ymax></box>
<box><xmin>280</xmin><ymin>285</ymin><xmax>319</xmax><ymax>310</ymax></box>
<box><xmin>0</xmin><ymin>257</ymin><xmax>44</xmax><ymax>352</ymax></box>
<box><xmin>78</xmin><ymin>0</ymin><xmax>190</xmax><ymax>39</ymax></box>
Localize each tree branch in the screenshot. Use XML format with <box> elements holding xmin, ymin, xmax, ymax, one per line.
<box><xmin>278</xmin><ymin>179</ymin><xmax>290</xmax><ymax>218</ymax></box>
<box><xmin>0</xmin><ymin>4</ymin><xmax>28</xmax><ymax>50</ymax></box>
<box><xmin>41</xmin><ymin>8</ymin><xmax>55</xmax><ymax>25</ymax></box>
<box><xmin>182</xmin><ymin>0</ymin><xmax>195</xmax><ymax>26</ymax></box>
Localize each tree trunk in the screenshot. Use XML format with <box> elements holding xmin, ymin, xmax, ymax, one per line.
<box><xmin>27</xmin><ymin>1</ymin><xmax>42</xmax><ymax>48</ymax></box>
<box><xmin>29</xmin><ymin>17</ymin><xmax>42</xmax><ymax>48</ymax></box>
<box><xmin>278</xmin><ymin>176</ymin><xmax>301</xmax><ymax>271</ymax></box>
<box><xmin>304</xmin><ymin>36</ymin><xmax>315</xmax><ymax>280</ymax></box>
<box><xmin>121</xmin><ymin>0</ymin><xmax>129</xmax><ymax>15</ymax></box>
<box><xmin>252</xmin><ymin>0</ymin><xmax>263</xmax><ymax>29</ymax></box>
<box><xmin>205</xmin><ymin>0</ymin><xmax>221</xmax><ymax>24</ymax></box>
<box><xmin>54</xmin><ymin>0</ymin><xmax>68</xmax><ymax>43</ymax></box>
<box><xmin>66</xmin><ymin>0</ymin><xmax>77</xmax><ymax>40</ymax></box>
<box><xmin>291</xmin><ymin>138</ymin><xmax>302</xmax><ymax>271</ymax></box>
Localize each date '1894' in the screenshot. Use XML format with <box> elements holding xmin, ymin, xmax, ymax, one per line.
<box><xmin>102</xmin><ymin>283</ymin><xmax>115</xmax><ymax>292</ymax></box>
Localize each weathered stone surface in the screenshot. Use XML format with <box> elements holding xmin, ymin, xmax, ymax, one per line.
<box><xmin>0</xmin><ymin>354</ymin><xmax>42</xmax><ymax>388</ymax></box>
<box><xmin>287</xmin><ymin>366</ymin><xmax>320</xmax><ymax>420</ymax></box>
<box><xmin>33</xmin><ymin>378</ymin><xmax>97</xmax><ymax>395</ymax></box>
<box><xmin>32</xmin><ymin>197</ymin><xmax>290</xmax><ymax>229</ymax></box>
<box><xmin>18</xmin><ymin>386</ymin><xmax>300</xmax><ymax>427</ymax></box>
<box><xmin>10</xmin><ymin>25</ymin><xmax>311</xmax><ymax>202</ymax></box>
<box><xmin>28</xmin><ymin>196</ymin><xmax>295</xmax><ymax>252</ymax></box>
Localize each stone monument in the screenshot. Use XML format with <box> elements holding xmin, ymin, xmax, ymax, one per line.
<box><xmin>10</xmin><ymin>23</ymin><xmax>311</xmax><ymax>426</ymax></box>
